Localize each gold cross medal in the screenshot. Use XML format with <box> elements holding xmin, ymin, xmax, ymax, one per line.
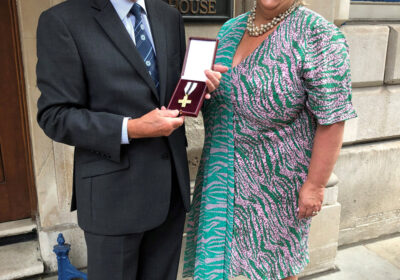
<box><xmin>178</xmin><ymin>82</ymin><xmax>198</xmax><ymax>108</ymax></box>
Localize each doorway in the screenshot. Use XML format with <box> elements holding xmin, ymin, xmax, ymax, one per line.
<box><xmin>0</xmin><ymin>0</ymin><xmax>37</xmax><ymax>223</ymax></box>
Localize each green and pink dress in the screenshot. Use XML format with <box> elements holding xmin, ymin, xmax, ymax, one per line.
<box><xmin>184</xmin><ymin>6</ymin><xmax>357</xmax><ymax>280</ymax></box>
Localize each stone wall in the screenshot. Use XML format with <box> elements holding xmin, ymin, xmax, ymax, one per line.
<box><xmin>335</xmin><ymin>23</ymin><xmax>400</xmax><ymax>246</ymax></box>
<box><xmin>335</xmin><ymin>141</ymin><xmax>400</xmax><ymax>246</ymax></box>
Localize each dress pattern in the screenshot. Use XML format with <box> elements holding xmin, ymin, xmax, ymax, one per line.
<box><xmin>184</xmin><ymin>7</ymin><xmax>357</xmax><ymax>280</ymax></box>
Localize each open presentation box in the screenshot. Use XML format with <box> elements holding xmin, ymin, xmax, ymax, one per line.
<box><xmin>167</xmin><ymin>37</ymin><xmax>219</xmax><ymax>117</ymax></box>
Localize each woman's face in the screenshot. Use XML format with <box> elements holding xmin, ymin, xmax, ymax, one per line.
<box><xmin>257</xmin><ymin>0</ymin><xmax>294</xmax><ymax>11</ymax></box>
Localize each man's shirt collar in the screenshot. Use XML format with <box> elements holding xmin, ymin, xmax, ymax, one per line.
<box><xmin>110</xmin><ymin>0</ymin><xmax>148</xmax><ymax>20</ymax></box>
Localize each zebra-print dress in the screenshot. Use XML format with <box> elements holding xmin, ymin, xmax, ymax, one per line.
<box><xmin>184</xmin><ymin>6</ymin><xmax>357</xmax><ymax>280</ymax></box>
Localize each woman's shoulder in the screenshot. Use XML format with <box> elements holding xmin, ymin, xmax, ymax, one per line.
<box><xmin>217</xmin><ymin>12</ymin><xmax>249</xmax><ymax>39</ymax></box>
<box><xmin>296</xmin><ymin>6</ymin><xmax>344</xmax><ymax>39</ymax></box>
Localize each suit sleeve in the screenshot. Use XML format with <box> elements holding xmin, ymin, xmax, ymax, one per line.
<box><xmin>177</xmin><ymin>13</ymin><xmax>188</xmax><ymax>147</ymax></box>
<box><xmin>36</xmin><ymin>10</ymin><xmax>124</xmax><ymax>162</ymax></box>
<box><xmin>178</xmin><ymin>13</ymin><xmax>186</xmax><ymax>69</ymax></box>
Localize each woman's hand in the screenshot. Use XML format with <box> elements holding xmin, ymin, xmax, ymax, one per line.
<box><xmin>204</xmin><ymin>64</ymin><xmax>229</xmax><ymax>99</ymax></box>
<box><xmin>297</xmin><ymin>122</ymin><xmax>345</xmax><ymax>219</ymax></box>
<box><xmin>297</xmin><ymin>180</ymin><xmax>324</xmax><ymax>219</ymax></box>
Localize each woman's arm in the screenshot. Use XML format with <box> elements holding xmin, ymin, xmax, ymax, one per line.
<box><xmin>297</xmin><ymin>121</ymin><xmax>345</xmax><ymax>219</ymax></box>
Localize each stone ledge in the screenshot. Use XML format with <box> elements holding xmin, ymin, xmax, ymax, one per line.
<box><xmin>0</xmin><ymin>219</ymin><xmax>36</xmax><ymax>239</ymax></box>
<box><xmin>0</xmin><ymin>240</ymin><xmax>44</xmax><ymax>280</ymax></box>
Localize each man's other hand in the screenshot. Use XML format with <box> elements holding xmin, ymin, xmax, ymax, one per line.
<box><xmin>128</xmin><ymin>107</ymin><xmax>184</xmax><ymax>139</ymax></box>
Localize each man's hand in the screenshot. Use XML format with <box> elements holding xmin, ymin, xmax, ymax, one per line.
<box><xmin>204</xmin><ymin>64</ymin><xmax>229</xmax><ymax>99</ymax></box>
<box><xmin>128</xmin><ymin>107</ymin><xmax>184</xmax><ymax>139</ymax></box>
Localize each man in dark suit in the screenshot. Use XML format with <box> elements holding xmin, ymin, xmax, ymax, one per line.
<box><xmin>36</xmin><ymin>0</ymin><xmax>227</xmax><ymax>279</ymax></box>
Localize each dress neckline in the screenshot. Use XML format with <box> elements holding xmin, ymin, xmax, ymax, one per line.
<box><xmin>231</xmin><ymin>7</ymin><xmax>297</xmax><ymax>70</ymax></box>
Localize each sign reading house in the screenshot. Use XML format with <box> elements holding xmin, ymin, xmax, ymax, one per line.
<box><xmin>164</xmin><ymin>0</ymin><xmax>233</xmax><ymax>21</ymax></box>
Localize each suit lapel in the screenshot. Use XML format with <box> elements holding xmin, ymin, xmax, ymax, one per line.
<box><xmin>92</xmin><ymin>0</ymin><xmax>159</xmax><ymax>102</ymax></box>
<box><xmin>145</xmin><ymin>0</ymin><xmax>168</xmax><ymax>106</ymax></box>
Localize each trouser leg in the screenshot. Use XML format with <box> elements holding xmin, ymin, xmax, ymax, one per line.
<box><xmin>85</xmin><ymin>167</ymin><xmax>186</xmax><ymax>280</ymax></box>
<box><xmin>137</xmin><ymin>172</ymin><xmax>186</xmax><ymax>280</ymax></box>
<box><xmin>85</xmin><ymin>231</ymin><xmax>143</xmax><ymax>280</ymax></box>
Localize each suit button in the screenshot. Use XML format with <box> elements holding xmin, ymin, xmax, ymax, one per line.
<box><xmin>161</xmin><ymin>152</ymin><xmax>169</xmax><ymax>160</ymax></box>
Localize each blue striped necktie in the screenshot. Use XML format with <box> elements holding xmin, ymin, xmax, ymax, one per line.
<box><xmin>130</xmin><ymin>3</ymin><xmax>160</xmax><ymax>92</ymax></box>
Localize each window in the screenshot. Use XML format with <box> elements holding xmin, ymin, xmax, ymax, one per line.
<box><xmin>350</xmin><ymin>0</ymin><xmax>400</xmax><ymax>20</ymax></box>
<box><xmin>352</xmin><ymin>0</ymin><xmax>400</xmax><ymax>2</ymax></box>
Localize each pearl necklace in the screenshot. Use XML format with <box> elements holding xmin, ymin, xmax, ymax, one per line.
<box><xmin>247</xmin><ymin>0</ymin><xmax>301</xmax><ymax>37</ymax></box>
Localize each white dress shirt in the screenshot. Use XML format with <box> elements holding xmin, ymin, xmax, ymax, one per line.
<box><xmin>110</xmin><ymin>0</ymin><xmax>156</xmax><ymax>144</ymax></box>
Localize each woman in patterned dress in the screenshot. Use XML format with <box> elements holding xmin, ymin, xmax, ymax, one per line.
<box><xmin>184</xmin><ymin>0</ymin><xmax>357</xmax><ymax>279</ymax></box>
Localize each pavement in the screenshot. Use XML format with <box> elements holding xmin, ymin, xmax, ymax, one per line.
<box><xmin>302</xmin><ymin>235</ymin><xmax>400</xmax><ymax>280</ymax></box>
<box><xmin>30</xmin><ymin>235</ymin><xmax>400</xmax><ymax>280</ymax></box>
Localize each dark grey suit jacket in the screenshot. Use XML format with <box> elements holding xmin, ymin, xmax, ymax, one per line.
<box><xmin>36</xmin><ymin>0</ymin><xmax>190</xmax><ymax>235</ymax></box>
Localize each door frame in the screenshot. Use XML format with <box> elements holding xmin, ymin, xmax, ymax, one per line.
<box><xmin>6</xmin><ymin>0</ymin><xmax>37</xmax><ymax>219</ymax></box>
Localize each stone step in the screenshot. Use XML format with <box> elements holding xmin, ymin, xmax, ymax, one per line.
<box><xmin>0</xmin><ymin>219</ymin><xmax>36</xmax><ymax>239</ymax></box>
<box><xmin>0</xmin><ymin>240</ymin><xmax>44</xmax><ymax>280</ymax></box>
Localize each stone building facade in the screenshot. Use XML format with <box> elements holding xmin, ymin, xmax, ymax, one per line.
<box><xmin>0</xmin><ymin>0</ymin><xmax>399</xmax><ymax>279</ymax></box>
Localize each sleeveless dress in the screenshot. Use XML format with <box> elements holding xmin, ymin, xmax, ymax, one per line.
<box><xmin>184</xmin><ymin>6</ymin><xmax>357</xmax><ymax>280</ymax></box>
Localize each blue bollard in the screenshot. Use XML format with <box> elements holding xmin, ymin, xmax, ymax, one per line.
<box><xmin>53</xmin><ymin>233</ymin><xmax>88</xmax><ymax>280</ymax></box>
